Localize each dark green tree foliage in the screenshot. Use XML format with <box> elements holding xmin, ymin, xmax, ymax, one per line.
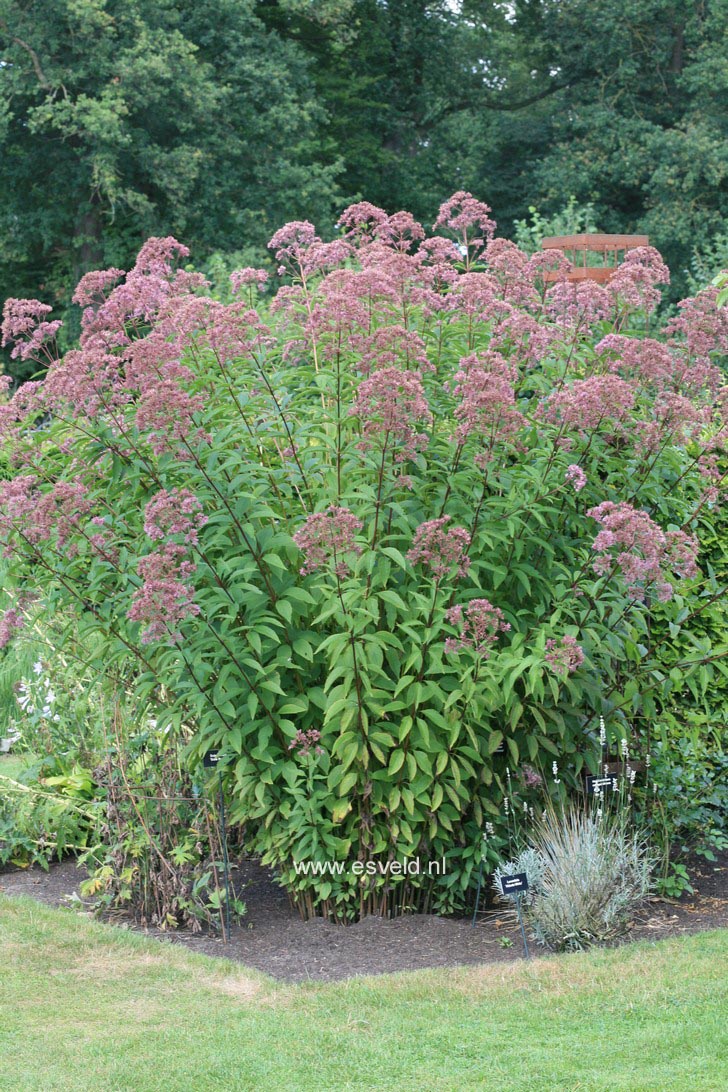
<box><xmin>0</xmin><ymin>0</ymin><xmax>340</xmax><ymax>364</ymax></box>
<box><xmin>532</xmin><ymin>0</ymin><xmax>728</xmax><ymax>293</ymax></box>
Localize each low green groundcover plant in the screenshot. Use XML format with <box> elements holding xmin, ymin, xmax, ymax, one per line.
<box><xmin>1</xmin><ymin>194</ymin><xmax>727</xmax><ymax>920</ymax></box>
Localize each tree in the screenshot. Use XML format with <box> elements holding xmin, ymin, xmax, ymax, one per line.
<box><xmin>532</xmin><ymin>0</ymin><xmax>728</xmax><ymax>296</ymax></box>
<box><xmin>0</xmin><ymin>0</ymin><xmax>341</xmax><ymax>379</ymax></box>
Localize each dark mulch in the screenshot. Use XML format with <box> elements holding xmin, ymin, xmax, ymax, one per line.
<box><xmin>1</xmin><ymin>851</ymin><xmax>726</xmax><ymax>982</ymax></box>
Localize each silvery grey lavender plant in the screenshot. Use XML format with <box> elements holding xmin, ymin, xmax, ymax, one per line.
<box><xmin>495</xmin><ymin>806</ymin><xmax>655</xmax><ymax>951</ymax></box>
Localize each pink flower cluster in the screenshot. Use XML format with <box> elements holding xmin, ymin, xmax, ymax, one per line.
<box><xmin>73</xmin><ymin>238</ymin><xmax>199</xmax><ymax>354</ymax></box>
<box><xmin>230</xmin><ymin>268</ymin><xmax>269</xmax><ymax>294</ymax></box>
<box><xmin>433</xmin><ymin>191</ymin><xmax>496</xmax><ymax>249</ymax></box>
<box><xmin>545</xmin><ymin>281</ymin><xmax>611</xmax><ymax>327</ymax></box>
<box><xmin>128</xmin><ymin>546</ymin><xmax>200</xmax><ymax>644</ymax></box>
<box><xmin>637</xmin><ymin>393</ymin><xmax>710</xmax><ymax>453</ymax></box>
<box><xmin>143</xmin><ymin>489</ymin><xmax>207</xmax><ymax>546</ymax></box>
<box><xmin>375</xmin><ymin>211</ymin><xmax>426</xmax><ymax>252</ymax></box>
<box><xmin>565</xmin><ymin>464</ymin><xmax>587</xmax><ymax>492</ymax></box>
<box><xmin>544</xmin><ymin>635</ymin><xmax>585</xmax><ymax>675</ymax></box>
<box><xmin>587</xmin><ymin>501</ymin><xmax>699</xmax><ymax>601</ymax></box>
<box><xmin>1</xmin><ymin>298</ymin><xmax>62</xmax><ymax>362</ymax></box>
<box><xmin>541</xmin><ymin>375</ymin><xmax>636</xmax><ymax>437</ymax></box>
<box><xmin>288</xmin><ymin>728</ymin><xmax>324</xmax><ymax>757</ymax></box>
<box><xmin>608</xmin><ymin>246</ymin><xmax>670</xmax><ymax>316</ymax></box>
<box><xmin>293</xmin><ymin>507</ymin><xmax>363</xmax><ymax>577</ymax></box>
<box><xmin>451</xmin><ymin>355</ymin><xmax>525</xmax><ymax>457</ymax></box>
<box><xmin>407</xmin><ymin>517</ymin><xmax>471</xmax><ymax>581</ymax></box>
<box><xmin>269</xmin><ymin>221</ymin><xmax>352</xmax><ymax>275</ymax></box>
<box><xmin>73</xmin><ymin>268</ymin><xmax>125</xmax><ymax>308</ymax></box>
<box><xmin>444</xmin><ymin>599</ymin><xmax>510</xmax><ymax>656</ymax></box>
<box><xmin>337</xmin><ymin>201</ymin><xmax>389</xmax><ymax>239</ymax></box>
<box><xmin>0</xmin><ymin>608</ymin><xmax>24</xmax><ymax>650</ymax></box>
<box><xmin>353</xmin><ymin>325</ymin><xmax>432</xmax><ymax>375</ymax></box>
<box><xmin>520</xmin><ymin>764</ymin><xmax>543</xmax><ymax>788</ymax></box>
<box><xmin>0</xmin><ymin>476</ymin><xmax>91</xmax><ymax>548</ymax></box>
<box><xmin>665</xmin><ymin>284</ymin><xmax>728</xmax><ymax>360</ymax></box>
<box><xmin>350</xmin><ymin>367</ymin><xmax>431</xmax><ymax>461</ymax></box>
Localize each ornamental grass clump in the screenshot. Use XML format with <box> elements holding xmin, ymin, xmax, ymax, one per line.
<box><xmin>497</xmin><ymin>808</ymin><xmax>654</xmax><ymax>952</ymax></box>
<box><xmin>0</xmin><ymin>196</ymin><xmax>726</xmax><ymax>920</ymax></box>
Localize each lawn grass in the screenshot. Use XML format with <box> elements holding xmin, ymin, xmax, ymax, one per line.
<box><xmin>0</xmin><ymin>896</ymin><xmax>725</xmax><ymax>1091</ymax></box>
<box><xmin>0</xmin><ymin>753</ymin><xmax>33</xmax><ymax>781</ymax></box>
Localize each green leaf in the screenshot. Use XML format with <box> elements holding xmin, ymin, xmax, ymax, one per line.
<box><xmin>388</xmin><ymin>749</ymin><xmax>405</xmax><ymax>775</ymax></box>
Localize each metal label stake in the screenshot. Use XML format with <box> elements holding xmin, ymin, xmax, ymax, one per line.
<box><xmin>203</xmin><ymin>749</ymin><xmax>231</xmax><ymax>943</ymax></box>
<box><xmin>499</xmin><ymin>872</ymin><xmax>531</xmax><ymax>959</ymax></box>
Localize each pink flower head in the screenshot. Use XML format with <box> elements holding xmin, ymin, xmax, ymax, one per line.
<box><xmin>544</xmin><ymin>280</ymin><xmax>611</xmax><ymax>326</ymax></box>
<box><xmin>521</xmin><ymin>764</ymin><xmax>543</xmax><ymax>788</ymax></box>
<box><xmin>350</xmin><ymin>367</ymin><xmax>431</xmax><ymax>461</ymax></box>
<box><xmin>0</xmin><ymin>607</ymin><xmax>24</xmax><ymax>650</ymax></box>
<box><xmin>375</xmin><ymin>211</ymin><xmax>426</xmax><ymax>251</ymax></box>
<box><xmin>230</xmin><ymin>268</ymin><xmax>269</xmax><ymax>294</ymax></box>
<box><xmin>134</xmin><ymin>381</ymin><xmax>207</xmax><ymax>456</ymax></box>
<box><xmin>352</xmin><ymin>324</ymin><xmax>432</xmax><ymax>375</ymax></box>
<box><xmin>133</xmin><ymin>237</ymin><xmax>191</xmax><ymax>276</ymax></box>
<box><xmin>637</xmin><ymin>393</ymin><xmax>709</xmax><ymax>453</ymax></box>
<box><xmin>143</xmin><ymin>489</ymin><xmax>206</xmax><ymax>546</ymax></box>
<box><xmin>407</xmin><ymin>517</ymin><xmax>471</xmax><ymax>581</ymax></box>
<box><xmin>434</xmin><ymin>192</ymin><xmax>496</xmax><ymax>247</ymax></box>
<box><xmin>72</xmin><ymin>268</ymin><xmax>125</xmax><ymax>308</ymax></box>
<box><xmin>75</xmin><ymin>239</ymin><xmax>205</xmax><ymax>353</ymax></box>
<box><xmin>293</xmin><ymin>507</ymin><xmax>363</xmax><ymax>577</ymax></box>
<box><xmin>268</xmin><ymin>221</ymin><xmax>319</xmax><ymax>265</ymax></box>
<box><xmin>665</xmin><ymin>285</ymin><xmax>728</xmax><ymax>360</ymax></box>
<box><xmin>452</xmin><ymin>357</ymin><xmax>525</xmax><ymax>456</ymax></box>
<box><xmin>587</xmin><ymin>501</ymin><xmax>699</xmax><ymax>601</ymax></box>
<box><xmin>541</xmin><ymin>375</ymin><xmax>635</xmax><ymax>437</ymax></box>
<box><xmin>0</xmin><ymin>476</ymin><xmax>90</xmax><ymax>548</ymax></box>
<box><xmin>447</xmin><ymin>272</ymin><xmax>500</xmax><ymax>321</ymax></box>
<box><xmin>288</xmin><ymin>728</ymin><xmax>324</xmax><ymax>758</ymax></box>
<box><xmin>544</xmin><ymin>635</ymin><xmax>585</xmax><ymax>675</ymax></box>
<box><xmin>608</xmin><ymin>246</ymin><xmax>669</xmax><ymax>316</ymax></box>
<box><xmin>1</xmin><ymin>298</ymin><xmax>62</xmax><ymax>362</ymax></box>
<box><xmin>444</xmin><ymin>598</ymin><xmax>510</xmax><ymax>657</ymax></box>
<box><xmin>565</xmin><ymin>464</ymin><xmax>587</xmax><ymax>492</ymax></box>
<box><xmin>128</xmin><ymin>544</ymin><xmax>200</xmax><ymax>644</ymax></box>
<box><xmin>337</xmin><ymin>202</ymin><xmax>389</xmax><ymax>240</ymax></box>
<box><xmin>418</xmin><ymin>236</ymin><xmax>461</xmax><ymax>266</ymax></box>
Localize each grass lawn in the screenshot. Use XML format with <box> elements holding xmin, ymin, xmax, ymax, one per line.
<box><xmin>0</xmin><ymin>897</ymin><xmax>725</xmax><ymax>1091</ymax></box>
<box><xmin>0</xmin><ymin>753</ymin><xmax>33</xmax><ymax>781</ymax></box>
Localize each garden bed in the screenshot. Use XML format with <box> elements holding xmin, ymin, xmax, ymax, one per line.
<box><xmin>1</xmin><ymin>851</ymin><xmax>725</xmax><ymax>982</ymax></box>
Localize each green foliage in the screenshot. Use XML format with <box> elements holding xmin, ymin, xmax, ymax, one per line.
<box><xmin>513</xmin><ymin>197</ymin><xmax>599</xmax><ymax>255</ymax></box>
<box><xmin>79</xmin><ymin>711</ymin><xmax>245</xmax><ymax>933</ymax></box>
<box><xmin>688</xmin><ymin>233</ymin><xmax>728</xmax><ymax>295</ymax></box>
<box><xmin>0</xmin><ymin>0</ymin><xmax>341</xmax><ymax>381</ymax></box>
<box><xmin>649</xmin><ymin>738</ymin><xmax>728</xmax><ymax>881</ymax></box>
<box><xmin>0</xmin><ymin>761</ymin><xmax>97</xmax><ymax>869</ymax></box>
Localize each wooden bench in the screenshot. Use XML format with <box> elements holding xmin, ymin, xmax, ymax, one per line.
<box><xmin>540</xmin><ymin>233</ymin><xmax>649</xmax><ymax>283</ymax></box>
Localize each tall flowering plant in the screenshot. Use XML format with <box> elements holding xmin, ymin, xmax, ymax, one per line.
<box><xmin>1</xmin><ymin>202</ymin><xmax>727</xmax><ymax>919</ymax></box>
